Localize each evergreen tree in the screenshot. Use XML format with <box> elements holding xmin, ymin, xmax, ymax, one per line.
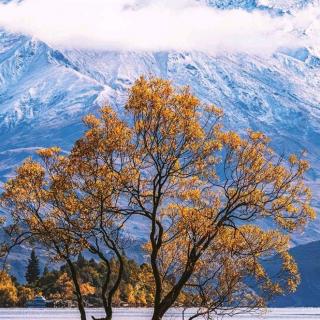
<box><xmin>25</xmin><ymin>249</ymin><xmax>40</xmax><ymax>285</ymax></box>
<box><xmin>43</xmin><ymin>265</ymin><xmax>49</xmax><ymax>276</ymax></box>
<box><xmin>77</xmin><ymin>253</ymin><xmax>86</xmax><ymax>269</ymax></box>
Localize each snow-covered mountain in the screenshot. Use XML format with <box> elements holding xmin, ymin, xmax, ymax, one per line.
<box><xmin>199</xmin><ymin>0</ymin><xmax>318</xmax><ymax>10</ymax></box>
<box><xmin>0</xmin><ymin>0</ymin><xmax>319</xmax><ymax>247</ymax></box>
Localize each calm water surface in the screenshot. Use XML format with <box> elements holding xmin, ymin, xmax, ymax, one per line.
<box><xmin>0</xmin><ymin>308</ymin><xmax>319</xmax><ymax>319</ymax></box>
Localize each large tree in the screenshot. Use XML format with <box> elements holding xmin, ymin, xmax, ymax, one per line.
<box><xmin>1</xmin><ymin>77</ymin><xmax>316</xmax><ymax>320</ymax></box>
<box><xmin>1</xmin><ymin>114</ymin><xmax>129</xmax><ymax>320</ymax></box>
<box><xmin>35</xmin><ymin>136</ymin><xmax>128</xmax><ymax>320</ymax></box>
<box><xmin>77</xmin><ymin>77</ymin><xmax>315</xmax><ymax>319</ymax></box>
<box><xmin>25</xmin><ymin>249</ymin><xmax>40</xmax><ymax>285</ymax></box>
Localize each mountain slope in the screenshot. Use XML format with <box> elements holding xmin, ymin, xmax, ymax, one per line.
<box><xmin>270</xmin><ymin>240</ymin><xmax>320</xmax><ymax>307</ymax></box>
<box><xmin>0</xmin><ymin>30</ymin><xmax>114</xmax><ymax>181</ymax></box>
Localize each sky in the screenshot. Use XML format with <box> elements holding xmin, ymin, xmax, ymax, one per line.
<box><xmin>0</xmin><ymin>0</ymin><xmax>319</xmax><ymax>55</ymax></box>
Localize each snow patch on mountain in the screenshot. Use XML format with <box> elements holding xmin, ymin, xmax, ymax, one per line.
<box><xmin>198</xmin><ymin>0</ymin><xmax>257</xmax><ymax>9</ymax></box>
<box><xmin>258</xmin><ymin>0</ymin><xmax>320</xmax><ymax>11</ymax></box>
<box><xmin>198</xmin><ymin>0</ymin><xmax>318</xmax><ymax>10</ymax></box>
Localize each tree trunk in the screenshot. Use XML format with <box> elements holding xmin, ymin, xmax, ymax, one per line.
<box><xmin>106</xmin><ymin>250</ymin><xmax>123</xmax><ymax>320</ymax></box>
<box><xmin>105</xmin><ymin>304</ymin><xmax>113</xmax><ymax>320</ymax></box>
<box><xmin>151</xmin><ymin>251</ymin><xmax>200</xmax><ymax>320</ymax></box>
<box><xmin>67</xmin><ymin>258</ymin><xmax>87</xmax><ymax>320</ymax></box>
<box><xmin>151</xmin><ymin>304</ymin><xmax>170</xmax><ymax>320</ymax></box>
<box><xmin>92</xmin><ymin>244</ymin><xmax>124</xmax><ymax>320</ymax></box>
<box><xmin>98</xmin><ymin>276</ymin><xmax>112</xmax><ymax>320</ymax></box>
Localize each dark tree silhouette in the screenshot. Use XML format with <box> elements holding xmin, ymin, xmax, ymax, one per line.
<box><xmin>77</xmin><ymin>253</ymin><xmax>86</xmax><ymax>269</ymax></box>
<box><xmin>25</xmin><ymin>249</ymin><xmax>40</xmax><ymax>284</ymax></box>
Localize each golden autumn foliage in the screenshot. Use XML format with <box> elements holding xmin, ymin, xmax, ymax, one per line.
<box><xmin>55</xmin><ymin>272</ymin><xmax>74</xmax><ymax>301</ymax></box>
<box><xmin>0</xmin><ymin>271</ymin><xmax>18</xmax><ymax>307</ymax></box>
<box><xmin>0</xmin><ymin>217</ymin><xmax>6</xmax><ymax>258</ymax></box>
<box><xmin>125</xmin><ymin>284</ymin><xmax>136</xmax><ymax>305</ymax></box>
<box><xmin>125</xmin><ymin>78</ymin><xmax>313</xmax><ymax>319</ymax></box>
<box><xmin>80</xmin><ymin>282</ymin><xmax>96</xmax><ymax>297</ymax></box>
<box><xmin>17</xmin><ymin>286</ymin><xmax>35</xmax><ymax>307</ymax></box>
<box><xmin>0</xmin><ymin>77</ymin><xmax>315</xmax><ymax>320</ymax></box>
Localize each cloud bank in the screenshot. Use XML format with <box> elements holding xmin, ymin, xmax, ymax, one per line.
<box><xmin>0</xmin><ymin>0</ymin><xmax>319</xmax><ymax>55</ymax></box>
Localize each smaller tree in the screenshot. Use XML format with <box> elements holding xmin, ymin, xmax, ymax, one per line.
<box><xmin>43</xmin><ymin>265</ymin><xmax>49</xmax><ymax>276</ymax></box>
<box><xmin>17</xmin><ymin>286</ymin><xmax>35</xmax><ymax>307</ymax></box>
<box><xmin>55</xmin><ymin>272</ymin><xmax>74</xmax><ymax>301</ymax></box>
<box><xmin>137</xmin><ymin>287</ymin><xmax>147</xmax><ymax>306</ymax></box>
<box><xmin>125</xmin><ymin>284</ymin><xmax>136</xmax><ymax>305</ymax></box>
<box><xmin>0</xmin><ymin>271</ymin><xmax>18</xmax><ymax>307</ymax></box>
<box><xmin>25</xmin><ymin>249</ymin><xmax>40</xmax><ymax>285</ymax></box>
<box><xmin>77</xmin><ymin>253</ymin><xmax>86</xmax><ymax>269</ymax></box>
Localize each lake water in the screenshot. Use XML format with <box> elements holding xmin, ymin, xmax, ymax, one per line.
<box><xmin>0</xmin><ymin>308</ymin><xmax>320</xmax><ymax>319</ymax></box>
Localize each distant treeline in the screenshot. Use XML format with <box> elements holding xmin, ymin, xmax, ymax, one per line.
<box><xmin>0</xmin><ymin>251</ymin><xmax>165</xmax><ymax>308</ymax></box>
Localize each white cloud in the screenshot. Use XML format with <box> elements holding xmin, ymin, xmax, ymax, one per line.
<box><xmin>0</xmin><ymin>0</ymin><xmax>319</xmax><ymax>55</ymax></box>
